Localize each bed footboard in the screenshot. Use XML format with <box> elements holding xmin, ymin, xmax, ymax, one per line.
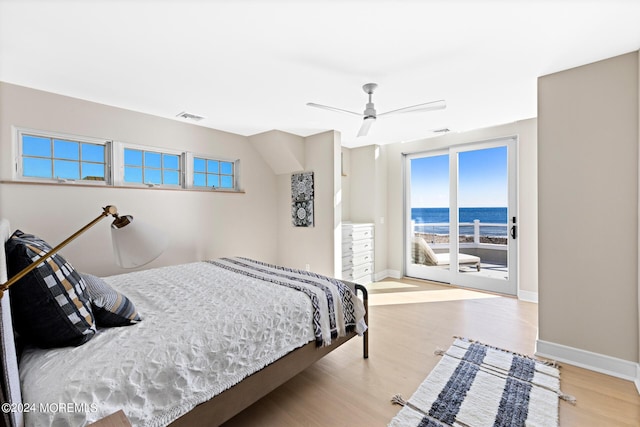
<box><xmin>355</xmin><ymin>283</ymin><xmax>369</xmax><ymax>359</ymax></box>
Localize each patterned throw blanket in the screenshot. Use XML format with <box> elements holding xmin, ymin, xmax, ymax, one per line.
<box><xmin>207</xmin><ymin>257</ymin><xmax>365</xmax><ymax>346</ymax></box>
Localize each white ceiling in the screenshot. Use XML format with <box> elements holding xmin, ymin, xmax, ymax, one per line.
<box><xmin>1</xmin><ymin>1</ymin><xmax>639</xmax><ymax>148</ymax></box>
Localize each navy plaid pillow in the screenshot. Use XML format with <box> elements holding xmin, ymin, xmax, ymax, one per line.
<box><xmin>82</xmin><ymin>273</ymin><xmax>141</xmax><ymax>327</ymax></box>
<box><xmin>5</xmin><ymin>230</ymin><xmax>96</xmax><ymax>348</ymax></box>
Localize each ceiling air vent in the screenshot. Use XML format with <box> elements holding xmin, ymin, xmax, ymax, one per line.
<box><xmin>176</xmin><ymin>111</ymin><xmax>205</xmax><ymax>121</ymax></box>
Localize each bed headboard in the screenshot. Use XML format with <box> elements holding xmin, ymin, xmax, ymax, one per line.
<box><xmin>0</xmin><ymin>219</ymin><xmax>23</xmax><ymax>427</ymax></box>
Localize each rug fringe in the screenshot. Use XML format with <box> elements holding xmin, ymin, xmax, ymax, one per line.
<box><xmin>559</xmin><ymin>392</ymin><xmax>577</xmax><ymax>405</ymax></box>
<box><xmin>453</xmin><ymin>336</ymin><xmax>559</xmax><ymax>367</ymax></box>
<box><xmin>391</xmin><ymin>394</ymin><xmax>407</xmax><ymax>406</ymax></box>
<box><xmin>434</xmin><ymin>348</ymin><xmax>446</xmax><ymax>356</ymax></box>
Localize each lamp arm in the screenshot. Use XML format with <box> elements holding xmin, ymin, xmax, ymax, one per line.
<box><xmin>0</xmin><ymin>206</ymin><xmax>119</xmax><ymax>298</ymax></box>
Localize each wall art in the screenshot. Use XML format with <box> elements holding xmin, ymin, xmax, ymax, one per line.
<box><xmin>291</xmin><ymin>172</ymin><xmax>314</xmax><ymax>227</ymax></box>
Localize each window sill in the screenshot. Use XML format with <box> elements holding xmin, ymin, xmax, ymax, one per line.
<box><xmin>0</xmin><ymin>180</ymin><xmax>245</xmax><ymax>194</ymax></box>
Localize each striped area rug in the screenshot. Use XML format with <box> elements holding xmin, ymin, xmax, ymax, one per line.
<box><xmin>389</xmin><ymin>338</ymin><xmax>574</xmax><ymax>427</ymax></box>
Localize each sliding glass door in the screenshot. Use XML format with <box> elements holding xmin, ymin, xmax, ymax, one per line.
<box><xmin>405</xmin><ymin>137</ymin><xmax>517</xmax><ymax>295</ymax></box>
<box><xmin>406</xmin><ymin>150</ymin><xmax>452</xmax><ymax>284</ymax></box>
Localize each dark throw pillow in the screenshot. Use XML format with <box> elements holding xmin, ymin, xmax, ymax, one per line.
<box><xmin>5</xmin><ymin>230</ymin><xmax>96</xmax><ymax>348</ymax></box>
<box><xmin>82</xmin><ymin>273</ymin><xmax>141</xmax><ymax>327</ymax></box>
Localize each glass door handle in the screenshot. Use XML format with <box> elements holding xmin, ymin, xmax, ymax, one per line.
<box><xmin>510</xmin><ymin>225</ymin><xmax>517</xmax><ymax>239</ymax></box>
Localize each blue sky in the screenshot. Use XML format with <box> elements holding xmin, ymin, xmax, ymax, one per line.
<box><xmin>410</xmin><ymin>146</ymin><xmax>508</xmax><ymax>208</ymax></box>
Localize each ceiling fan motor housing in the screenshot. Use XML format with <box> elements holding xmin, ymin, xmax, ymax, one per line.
<box><xmin>362</xmin><ymin>83</ymin><xmax>378</xmax><ymax>119</ymax></box>
<box><xmin>363</xmin><ymin>102</ymin><xmax>376</xmax><ymax>119</ymax></box>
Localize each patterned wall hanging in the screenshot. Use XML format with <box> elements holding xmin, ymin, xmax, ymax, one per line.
<box><xmin>291</xmin><ymin>172</ymin><xmax>314</xmax><ymax>227</ymax></box>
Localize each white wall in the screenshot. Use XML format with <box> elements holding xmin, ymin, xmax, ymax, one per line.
<box><xmin>341</xmin><ymin>147</ymin><xmax>351</xmax><ymax>220</ymax></box>
<box><xmin>537</xmin><ymin>51</ymin><xmax>639</xmax><ymax>375</ymax></box>
<box><xmin>249</xmin><ymin>130</ymin><xmax>304</xmax><ymax>175</ymax></box>
<box><xmin>0</xmin><ymin>82</ymin><xmax>279</xmax><ymax>276</ymax></box>
<box><xmin>275</xmin><ymin>131</ymin><xmax>342</xmax><ymax>277</ymax></box>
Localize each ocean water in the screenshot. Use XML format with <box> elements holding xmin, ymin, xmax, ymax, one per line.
<box><xmin>412</xmin><ymin>207</ymin><xmax>508</xmax><ymax>237</ymax></box>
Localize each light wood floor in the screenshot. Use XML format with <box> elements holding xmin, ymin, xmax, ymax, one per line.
<box><xmin>222</xmin><ymin>278</ymin><xmax>640</xmax><ymax>426</ymax></box>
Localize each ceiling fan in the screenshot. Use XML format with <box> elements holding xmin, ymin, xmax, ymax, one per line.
<box><xmin>307</xmin><ymin>83</ymin><xmax>446</xmax><ymax>137</ymax></box>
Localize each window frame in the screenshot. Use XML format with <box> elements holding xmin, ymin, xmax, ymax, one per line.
<box><xmin>112</xmin><ymin>142</ymin><xmax>185</xmax><ymax>189</ymax></box>
<box><xmin>14</xmin><ymin>127</ymin><xmax>112</xmax><ymax>185</ymax></box>
<box><xmin>185</xmin><ymin>152</ymin><xmax>240</xmax><ymax>191</ymax></box>
<box><xmin>12</xmin><ymin>127</ymin><xmax>242</xmax><ymax>193</ymax></box>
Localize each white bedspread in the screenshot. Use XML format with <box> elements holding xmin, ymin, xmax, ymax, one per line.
<box><xmin>18</xmin><ymin>261</ymin><xmax>335</xmax><ymax>426</ymax></box>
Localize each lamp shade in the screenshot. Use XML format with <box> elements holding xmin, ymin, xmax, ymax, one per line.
<box><xmin>110</xmin><ymin>215</ymin><xmax>168</xmax><ymax>269</ymax></box>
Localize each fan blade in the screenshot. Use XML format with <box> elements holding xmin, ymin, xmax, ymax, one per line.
<box><xmin>357</xmin><ymin>117</ymin><xmax>375</xmax><ymax>137</ymax></box>
<box><xmin>306</xmin><ymin>102</ymin><xmax>361</xmax><ymax>116</ymax></box>
<box><xmin>378</xmin><ymin>99</ymin><xmax>446</xmax><ymax>117</ymax></box>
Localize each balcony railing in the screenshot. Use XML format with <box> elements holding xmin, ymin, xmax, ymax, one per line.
<box><xmin>412</xmin><ymin>220</ymin><xmax>508</xmax><ymax>249</ymax></box>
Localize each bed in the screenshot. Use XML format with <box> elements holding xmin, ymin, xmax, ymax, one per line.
<box><xmin>0</xmin><ymin>218</ymin><xmax>368</xmax><ymax>427</ymax></box>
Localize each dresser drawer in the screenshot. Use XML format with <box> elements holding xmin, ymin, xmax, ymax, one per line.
<box><xmin>353</xmin><ymin>263</ymin><xmax>373</xmax><ymax>278</ymax></box>
<box><xmin>344</xmin><ymin>262</ymin><xmax>373</xmax><ymax>278</ymax></box>
<box><xmin>343</xmin><ymin>238</ymin><xmax>373</xmax><ymax>254</ymax></box>
<box><xmin>342</xmin><ymin>251</ymin><xmax>373</xmax><ymax>270</ymax></box>
<box><xmin>343</xmin><ymin>226</ymin><xmax>374</xmax><ymax>241</ymax></box>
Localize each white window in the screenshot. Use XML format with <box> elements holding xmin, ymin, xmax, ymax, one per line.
<box><xmin>193</xmin><ymin>157</ymin><xmax>235</xmax><ymax>189</ymax></box>
<box><xmin>112</xmin><ymin>142</ymin><xmax>183</xmax><ymax>188</ymax></box>
<box><xmin>186</xmin><ymin>153</ymin><xmax>239</xmax><ymax>190</ymax></box>
<box><xmin>123</xmin><ymin>148</ymin><xmax>181</xmax><ymax>186</ymax></box>
<box><xmin>15</xmin><ymin>128</ymin><xmax>110</xmax><ymax>184</ymax></box>
<box><xmin>14</xmin><ymin>128</ymin><xmax>241</xmax><ymax>192</ymax></box>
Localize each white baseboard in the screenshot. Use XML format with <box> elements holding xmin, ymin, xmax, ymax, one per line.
<box><xmin>517</xmin><ymin>290</ymin><xmax>538</xmax><ymax>303</ymax></box>
<box><xmin>374</xmin><ymin>269</ymin><xmax>401</xmax><ymax>281</ymax></box>
<box><xmin>536</xmin><ymin>339</ymin><xmax>639</xmax><ymax>390</ymax></box>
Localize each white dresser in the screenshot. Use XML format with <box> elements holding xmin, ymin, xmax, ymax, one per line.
<box><xmin>342</xmin><ymin>222</ymin><xmax>374</xmax><ymax>285</ymax></box>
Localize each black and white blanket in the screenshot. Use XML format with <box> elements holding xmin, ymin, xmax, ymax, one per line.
<box><xmin>208</xmin><ymin>257</ymin><xmax>367</xmax><ymax>346</ymax></box>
